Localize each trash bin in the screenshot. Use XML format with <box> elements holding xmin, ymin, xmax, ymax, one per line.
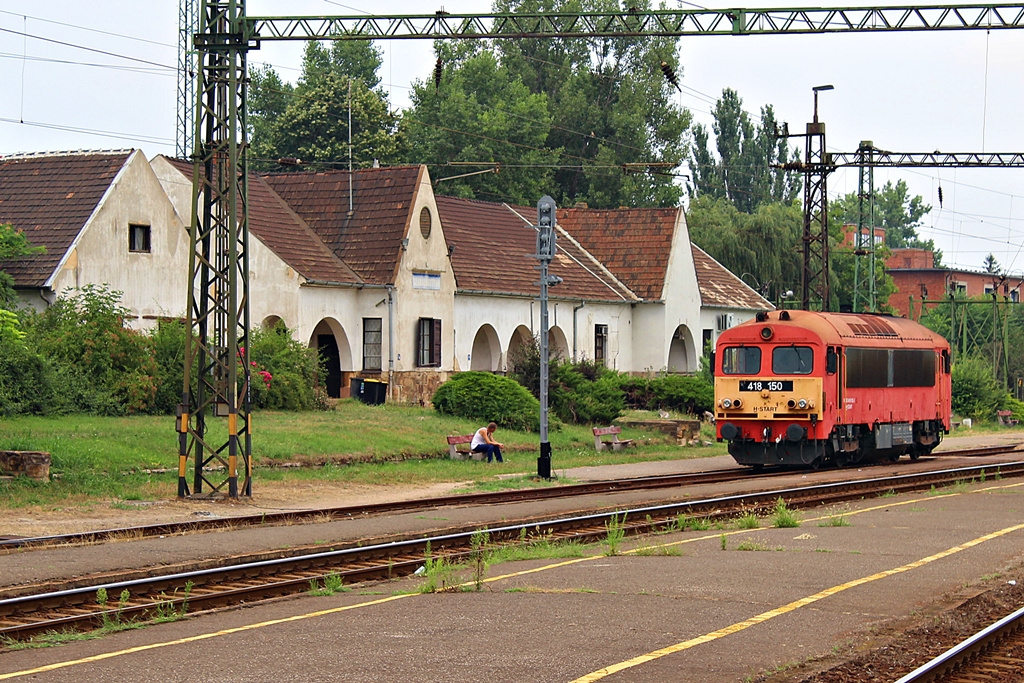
<box><xmin>362</xmin><ymin>378</ymin><xmax>386</xmax><ymax>405</ymax></box>
<box><xmin>349</xmin><ymin>377</ymin><xmax>365</xmax><ymax>402</ymax></box>
<box><xmin>351</xmin><ymin>377</ymin><xmax>386</xmax><ymax>405</ymax></box>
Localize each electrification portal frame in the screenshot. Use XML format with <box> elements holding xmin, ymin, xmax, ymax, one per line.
<box><xmin>180</xmin><ymin>2</ymin><xmax>1024</xmax><ymax>497</ymax></box>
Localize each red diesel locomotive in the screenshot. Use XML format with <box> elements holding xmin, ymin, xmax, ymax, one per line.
<box><xmin>713</xmin><ymin>310</ymin><xmax>951</xmax><ymax>468</ymax></box>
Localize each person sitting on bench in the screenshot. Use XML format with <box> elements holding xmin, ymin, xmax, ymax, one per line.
<box><xmin>471</xmin><ymin>422</ymin><xmax>504</xmax><ymax>463</ymax></box>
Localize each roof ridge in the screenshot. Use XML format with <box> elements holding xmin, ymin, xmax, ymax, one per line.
<box><xmin>1</xmin><ymin>149</ymin><xmax>133</xmax><ymax>160</ymax></box>
<box><xmin>553</xmin><ymin>222</ymin><xmax>639</xmax><ymax>301</ymax></box>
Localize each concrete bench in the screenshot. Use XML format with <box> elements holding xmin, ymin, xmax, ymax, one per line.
<box><xmin>997</xmin><ymin>410</ymin><xmax>1020</xmax><ymax>426</ymax></box>
<box><xmin>593</xmin><ymin>426</ymin><xmax>633</xmax><ymax>452</ymax></box>
<box><xmin>447</xmin><ymin>435</ymin><xmax>485</xmax><ymax>461</ymax></box>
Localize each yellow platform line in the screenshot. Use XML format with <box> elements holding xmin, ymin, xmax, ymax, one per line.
<box><xmin>2</xmin><ymin>481</ymin><xmax>1019</xmax><ymax>680</ymax></box>
<box><xmin>571</xmin><ymin>520</ymin><xmax>1024</xmax><ymax>682</ymax></box>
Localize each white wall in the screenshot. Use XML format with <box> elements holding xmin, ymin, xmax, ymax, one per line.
<box><xmin>49</xmin><ymin>151</ymin><xmax>188</xmax><ymax>330</ymax></box>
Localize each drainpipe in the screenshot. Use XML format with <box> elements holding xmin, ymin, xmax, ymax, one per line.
<box><xmin>572</xmin><ymin>301</ymin><xmax>585</xmax><ymax>361</ymax></box>
<box><xmin>387</xmin><ymin>285</ymin><xmax>395</xmax><ymax>400</ymax></box>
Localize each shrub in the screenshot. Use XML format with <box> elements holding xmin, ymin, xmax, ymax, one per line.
<box><xmin>432</xmin><ymin>371</ymin><xmax>540</xmax><ymax>431</ymax></box>
<box><xmin>247</xmin><ymin>323</ymin><xmax>322</xmax><ymax>410</ymax></box>
<box><xmin>24</xmin><ymin>285</ymin><xmax>157</xmax><ymax>415</ymax></box>
<box><xmin>0</xmin><ymin>310</ymin><xmax>54</xmax><ymax>415</ymax></box>
<box><xmin>618</xmin><ymin>373</ymin><xmax>714</xmax><ymax>415</ymax></box>
<box><xmin>951</xmin><ymin>356</ymin><xmax>1003</xmax><ymax>421</ymax></box>
<box><xmin>549</xmin><ymin>361</ymin><xmax>624</xmax><ymax>425</ymax></box>
<box><xmin>151</xmin><ymin>319</ymin><xmax>188</xmax><ymax>414</ymax></box>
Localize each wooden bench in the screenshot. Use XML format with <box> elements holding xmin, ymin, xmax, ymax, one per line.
<box><xmin>997</xmin><ymin>410</ymin><xmax>1020</xmax><ymax>426</ymax></box>
<box><xmin>593</xmin><ymin>426</ymin><xmax>633</xmax><ymax>452</ymax></box>
<box><xmin>447</xmin><ymin>435</ymin><xmax>485</xmax><ymax>461</ymax></box>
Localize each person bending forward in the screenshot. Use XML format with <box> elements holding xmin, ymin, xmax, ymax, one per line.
<box><xmin>471</xmin><ymin>422</ymin><xmax>504</xmax><ymax>463</ymax></box>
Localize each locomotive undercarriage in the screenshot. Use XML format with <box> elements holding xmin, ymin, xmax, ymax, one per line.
<box><xmin>727</xmin><ymin>419</ymin><xmax>945</xmax><ymax>469</ymax></box>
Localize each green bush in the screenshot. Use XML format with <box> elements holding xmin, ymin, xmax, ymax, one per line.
<box><xmin>0</xmin><ymin>310</ymin><xmax>54</xmax><ymax>415</ymax></box>
<box><xmin>432</xmin><ymin>371</ymin><xmax>541</xmax><ymax>432</ymax></box>
<box><xmin>152</xmin><ymin>319</ymin><xmax>188</xmax><ymax>414</ymax></box>
<box><xmin>24</xmin><ymin>285</ymin><xmax>157</xmax><ymax>415</ymax></box>
<box><xmin>951</xmin><ymin>356</ymin><xmax>1003</xmax><ymax>421</ymax></box>
<box><xmin>619</xmin><ymin>374</ymin><xmax>714</xmax><ymax>415</ymax></box>
<box><xmin>247</xmin><ymin>323</ymin><xmax>322</xmax><ymax>410</ymax></box>
<box><xmin>549</xmin><ymin>361</ymin><xmax>624</xmax><ymax>425</ymax></box>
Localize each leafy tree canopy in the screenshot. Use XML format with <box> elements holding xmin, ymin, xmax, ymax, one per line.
<box><xmin>248</xmin><ymin>40</ymin><xmax>404</xmax><ymax>171</ymax></box>
<box><xmin>689</xmin><ymin>88</ymin><xmax>802</xmax><ymax>213</ymax></box>
<box><xmin>0</xmin><ymin>223</ymin><xmax>45</xmax><ymax>310</ymax></box>
<box><xmin>404</xmin><ymin>0</ymin><xmax>691</xmax><ymax>208</ymax></box>
<box><xmin>686</xmin><ymin>195</ymin><xmax>803</xmax><ymax>304</ymax></box>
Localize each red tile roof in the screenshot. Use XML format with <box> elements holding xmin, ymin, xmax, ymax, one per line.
<box><xmin>555</xmin><ymin>207</ymin><xmax>678</xmax><ymax>301</ymax></box>
<box><xmin>0</xmin><ymin>151</ymin><xmax>132</xmax><ymax>288</ymax></box>
<box><xmin>159</xmin><ymin>157</ymin><xmax>361</xmax><ymax>284</ymax></box>
<box><xmin>690</xmin><ymin>245</ymin><xmax>773</xmax><ymax>310</ymax></box>
<box><xmin>436</xmin><ymin>196</ymin><xmax>636</xmax><ymax>302</ymax></box>
<box><xmin>262</xmin><ymin>166</ymin><xmax>422</xmax><ymax>285</ymax></box>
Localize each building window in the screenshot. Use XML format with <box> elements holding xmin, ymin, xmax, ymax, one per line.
<box><xmin>419</xmin><ymin>207</ymin><xmax>432</xmax><ymax>239</ymax></box>
<box><xmin>417</xmin><ymin>318</ymin><xmax>441</xmax><ymax>367</ymax></box>
<box><xmin>129</xmin><ymin>223</ymin><xmax>151</xmax><ymax>253</ymax></box>
<box><xmin>953</xmin><ymin>281</ymin><xmax>967</xmax><ymax>294</ymax></box>
<box><xmin>362</xmin><ymin>318</ymin><xmax>382</xmax><ymax>371</ymax></box>
<box><xmin>595</xmin><ymin>324</ymin><xmax>608</xmax><ymax>364</ymax></box>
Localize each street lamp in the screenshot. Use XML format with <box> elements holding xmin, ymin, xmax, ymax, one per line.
<box><xmin>812</xmin><ymin>84</ymin><xmax>834</xmax><ymax>124</ymax></box>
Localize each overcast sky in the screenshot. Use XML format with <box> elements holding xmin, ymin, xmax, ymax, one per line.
<box><xmin>2</xmin><ymin>0</ymin><xmax>1024</xmax><ymax>274</ymax></box>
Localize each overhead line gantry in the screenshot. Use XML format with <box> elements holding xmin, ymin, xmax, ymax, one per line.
<box><xmin>180</xmin><ymin>2</ymin><xmax>1024</xmax><ymax>498</ymax></box>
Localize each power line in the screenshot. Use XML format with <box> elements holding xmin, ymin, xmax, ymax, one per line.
<box><xmin>0</xmin><ymin>117</ymin><xmax>174</xmax><ymax>145</ymax></box>
<box><xmin>0</xmin><ymin>8</ymin><xmax>175</xmax><ymax>48</ymax></box>
<box><xmin>0</xmin><ymin>26</ymin><xmax>174</xmax><ymax>70</ymax></box>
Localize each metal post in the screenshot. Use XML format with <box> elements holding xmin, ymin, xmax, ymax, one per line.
<box><xmin>535</xmin><ymin>196</ymin><xmax>558</xmax><ymax>479</ymax></box>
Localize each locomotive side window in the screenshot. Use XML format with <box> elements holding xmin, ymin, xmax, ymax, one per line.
<box><xmin>892</xmin><ymin>349</ymin><xmax>936</xmax><ymax>387</ymax></box>
<box><xmin>771</xmin><ymin>346</ymin><xmax>813</xmax><ymax>375</ymax></box>
<box><xmin>721</xmin><ymin>347</ymin><xmax>760</xmax><ymax>374</ymax></box>
<box><xmin>847</xmin><ymin>347</ymin><xmax>935</xmax><ymax>387</ymax></box>
<box><xmin>846</xmin><ymin>348</ymin><xmax>888</xmax><ymax>387</ymax></box>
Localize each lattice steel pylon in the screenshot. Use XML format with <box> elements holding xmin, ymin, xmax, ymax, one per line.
<box><xmin>801</xmin><ymin>119</ymin><xmax>831</xmax><ymax>311</ymax></box>
<box><xmin>176</xmin><ymin>0</ymin><xmax>199</xmax><ymax>159</ymax></box>
<box><xmin>852</xmin><ymin>141</ymin><xmax>876</xmax><ymax>312</ymax></box>
<box><xmin>177</xmin><ymin>0</ymin><xmax>251</xmax><ymax>499</ymax></box>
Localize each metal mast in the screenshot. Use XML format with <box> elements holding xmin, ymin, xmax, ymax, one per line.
<box><xmin>852</xmin><ymin>141</ymin><xmax>876</xmax><ymax>312</ymax></box>
<box><xmin>178</xmin><ymin>0</ymin><xmax>252</xmax><ymax>499</ymax></box>
<box><xmin>176</xmin><ymin>0</ymin><xmax>199</xmax><ymax>159</ymax></box>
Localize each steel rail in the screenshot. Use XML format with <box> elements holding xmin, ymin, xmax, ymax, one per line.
<box><xmin>1</xmin><ymin>444</ymin><xmax>1014</xmax><ymax>551</ymax></box>
<box><xmin>894</xmin><ymin>604</ymin><xmax>1024</xmax><ymax>682</ymax></box>
<box><xmin>1</xmin><ymin>460</ymin><xmax>1021</xmax><ymax>642</ymax></box>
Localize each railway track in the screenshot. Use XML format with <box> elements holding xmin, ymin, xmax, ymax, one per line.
<box><xmin>895</xmin><ymin>604</ymin><xmax>1024</xmax><ymax>682</ymax></box>
<box><xmin>1</xmin><ymin>443</ymin><xmax>1014</xmax><ymax>552</ymax></box>
<box><xmin>2</xmin><ymin>459</ymin><xmax>1022</xmax><ymax>644</ymax></box>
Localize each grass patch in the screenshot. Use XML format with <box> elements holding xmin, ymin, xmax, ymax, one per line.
<box><xmin>671</xmin><ymin>514</ymin><xmax>712</xmax><ymax>532</ymax></box>
<box><xmin>770</xmin><ymin>498</ymin><xmax>800</xmax><ymax>528</ymax></box>
<box><xmin>735</xmin><ymin>540</ymin><xmax>770</xmax><ymax>551</ymax></box>
<box><xmin>0</xmin><ymin>407</ymin><xmax>721</xmax><ymax>509</ymax></box>
<box><xmin>308</xmin><ymin>572</ymin><xmax>350</xmax><ymax>596</ymax></box>
<box><xmin>631</xmin><ymin>543</ymin><xmax>683</xmax><ymax>556</ymax></box>
<box><xmin>818</xmin><ymin>515</ymin><xmax>851</xmax><ymax>527</ymax></box>
<box><xmin>735</xmin><ymin>512</ymin><xmax>760</xmax><ymax>530</ymax></box>
<box><xmin>485</xmin><ymin>537</ymin><xmax>588</xmax><ymax>564</ymax></box>
<box><xmin>604</xmin><ymin>513</ymin><xmax>627</xmax><ymax>556</ymax></box>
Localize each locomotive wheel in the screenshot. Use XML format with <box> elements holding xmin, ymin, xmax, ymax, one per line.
<box><xmin>810</xmin><ymin>456</ymin><xmax>823</xmax><ymax>470</ymax></box>
<box><xmin>910</xmin><ymin>448</ymin><xmax>922</xmax><ymax>461</ymax></box>
<box><xmin>888</xmin><ymin>453</ymin><xmax>900</xmax><ymax>463</ymax></box>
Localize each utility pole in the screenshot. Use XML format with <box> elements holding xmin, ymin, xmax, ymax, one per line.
<box><xmin>535</xmin><ymin>196</ymin><xmax>560</xmax><ymax>480</ymax></box>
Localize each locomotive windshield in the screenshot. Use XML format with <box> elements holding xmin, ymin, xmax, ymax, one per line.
<box><xmin>721</xmin><ymin>347</ymin><xmax>760</xmax><ymax>374</ymax></box>
<box><xmin>772</xmin><ymin>346</ymin><xmax>813</xmax><ymax>374</ymax></box>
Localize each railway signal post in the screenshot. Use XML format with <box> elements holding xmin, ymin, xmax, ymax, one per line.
<box><xmin>535</xmin><ymin>195</ymin><xmax>560</xmax><ymax>479</ymax></box>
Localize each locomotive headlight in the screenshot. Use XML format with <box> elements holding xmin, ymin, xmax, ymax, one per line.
<box><xmin>733</xmin><ymin>398</ymin><xmax>742</xmax><ymax>408</ymax></box>
<box><xmin>721</xmin><ymin>398</ymin><xmax>732</xmax><ymax>409</ymax></box>
<box><xmin>797</xmin><ymin>398</ymin><xmax>808</xmax><ymax>410</ymax></box>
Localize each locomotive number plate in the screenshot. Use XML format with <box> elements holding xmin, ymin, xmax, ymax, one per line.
<box><xmin>739</xmin><ymin>380</ymin><xmax>793</xmax><ymax>392</ymax></box>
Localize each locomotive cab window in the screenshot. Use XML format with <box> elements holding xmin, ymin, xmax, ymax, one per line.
<box><xmin>772</xmin><ymin>346</ymin><xmax>813</xmax><ymax>374</ymax></box>
<box><xmin>721</xmin><ymin>347</ymin><xmax>760</xmax><ymax>375</ymax></box>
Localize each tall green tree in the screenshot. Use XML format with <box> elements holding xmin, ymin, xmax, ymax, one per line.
<box><xmin>404</xmin><ymin>0</ymin><xmax>690</xmax><ymax>207</ymax></box>
<box><xmin>830</xmin><ymin>179</ymin><xmax>939</xmax><ymax>264</ymax></box>
<box><xmin>403</xmin><ymin>42</ymin><xmax>559</xmax><ymax>203</ymax></box>
<box><xmin>248</xmin><ymin>40</ymin><xmax>403</xmax><ymax>171</ymax></box>
<box><xmin>686</xmin><ymin>196</ymin><xmax>803</xmax><ymax>303</ymax></box>
<box><xmin>689</xmin><ymin>88</ymin><xmax>801</xmax><ymax>213</ymax></box>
